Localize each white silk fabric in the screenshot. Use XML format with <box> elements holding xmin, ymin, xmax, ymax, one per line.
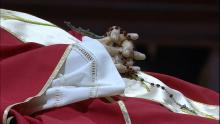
<box><xmin>0</xmin><ymin>9</ymin><xmax>79</xmax><ymax>45</ymax></box>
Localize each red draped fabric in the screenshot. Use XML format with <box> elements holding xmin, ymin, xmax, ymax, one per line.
<box><xmin>1</xmin><ymin>27</ymin><xmax>219</xmax><ymax>124</ymax></box>
<box><xmin>0</xmin><ymin>28</ymin><xmax>68</xmax><ymax>123</ymax></box>
<box><xmin>9</xmin><ymin>98</ymin><xmax>218</xmax><ymax>124</ymax></box>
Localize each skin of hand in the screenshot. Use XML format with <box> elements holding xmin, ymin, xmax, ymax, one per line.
<box><xmin>98</xmin><ymin>26</ymin><xmax>146</xmax><ymax>74</ymax></box>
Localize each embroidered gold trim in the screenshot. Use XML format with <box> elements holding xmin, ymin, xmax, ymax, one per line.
<box><xmin>118</xmin><ymin>100</ymin><xmax>132</xmax><ymax>124</ymax></box>
<box><xmin>1</xmin><ymin>14</ymin><xmax>56</xmax><ymax>27</ymax></box>
<box><xmin>2</xmin><ymin>45</ymin><xmax>73</xmax><ymax>124</ymax></box>
<box><xmin>105</xmin><ymin>96</ymin><xmax>115</xmax><ymax>103</ymax></box>
<box><xmin>0</xmin><ymin>9</ymin><xmax>56</xmax><ymax>27</ymax></box>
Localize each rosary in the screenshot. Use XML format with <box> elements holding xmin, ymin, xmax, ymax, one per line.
<box><xmin>65</xmin><ymin>22</ymin><xmax>215</xmax><ymax>119</ymax></box>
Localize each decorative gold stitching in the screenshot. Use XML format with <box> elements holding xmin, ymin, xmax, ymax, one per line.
<box><xmin>1</xmin><ymin>14</ymin><xmax>56</xmax><ymax>27</ymax></box>
<box><xmin>118</xmin><ymin>100</ymin><xmax>132</xmax><ymax>124</ymax></box>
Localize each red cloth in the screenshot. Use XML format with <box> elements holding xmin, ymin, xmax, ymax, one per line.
<box><xmin>1</xmin><ymin>28</ymin><xmax>219</xmax><ymax>124</ymax></box>
<box><xmin>0</xmin><ymin>28</ymin><xmax>68</xmax><ymax>123</ymax></box>
<box><xmin>68</xmin><ymin>30</ymin><xmax>83</xmax><ymax>41</ymax></box>
<box><xmin>9</xmin><ymin>98</ymin><xmax>219</xmax><ymax>124</ymax></box>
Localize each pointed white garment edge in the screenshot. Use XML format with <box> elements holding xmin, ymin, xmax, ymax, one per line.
<box><xmin>41</xmin><ymin>36</ymin><xmax>125</xmax><ymax>110</ymax></box>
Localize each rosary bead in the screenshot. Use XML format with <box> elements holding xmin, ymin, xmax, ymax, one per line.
<box><xmin>169</xmin><ymin>94</ymin><xmax>173</xmax><ymax>98</ymax></box>
<box><xmin>156</xmin><ymin>84</ymin><xmax>160</xmax><ymax>87</ymax></box>
<box><xmin>180</xmin><ymin>104</ymin><xmax>187</xmax><ymax>109</ymax></box>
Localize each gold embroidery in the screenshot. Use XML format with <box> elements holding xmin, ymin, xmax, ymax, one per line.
<box><xmin>105</xmin><ymin>96</ymin><xmax>115</xmax><ymax>103</ymax></box>
<box><xmin>1</xmin><ymin>14</ymin><xmax>56</xmax><ymax>27</ymax></box>
<box><xmin>1</xmin><ymin>9</ymin><xmax>56</xmax><ymax>27</ymax></box>
<box><xmin>118</xmin><ymin>100</ymin><xmax>132</xmax><ymax>124</ymax></box>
